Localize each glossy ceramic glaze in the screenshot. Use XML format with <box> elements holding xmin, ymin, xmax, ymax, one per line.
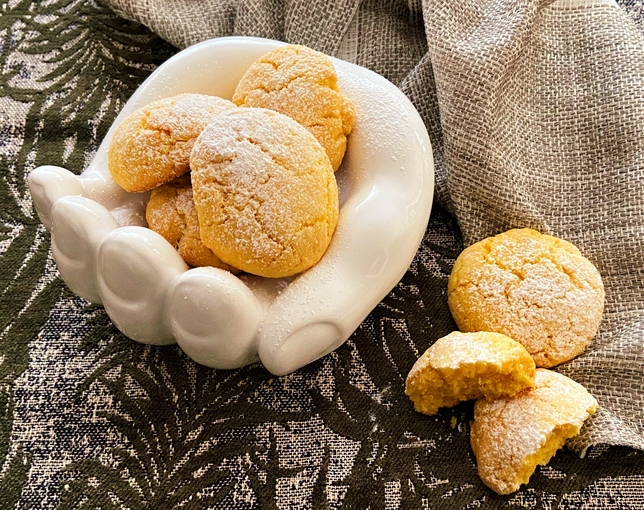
<box><xmin>28</xmin><ymin>36</ymin><xmax>434</xmax><ymax>375</ymax></box>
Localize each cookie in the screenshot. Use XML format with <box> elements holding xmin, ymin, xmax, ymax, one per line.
<box><xmin>108</xmin><ymin>93</ymin><xmax>236</xmax><ymax>192</ymax></box>
<box><xmin>447</xmin><ymin>228</ymin><xmax>604</xmax><ymax>368</ymax></box>
<box><xmin>405</xmin><ymin>331</ymin><xmax>535</xmax><ymax>415</ymax></box>
<box><xmin>232</xmin><ymin>44</ymin><xmax>355</xmax><ymax>171</ymax></box>
<box><xmin>145</xmin><ymin>175</ymin><xmax>239</xmax><ymax>271</ymax></box>
<box><xmin>190</xmin><ymin>107</ymin><xmax>339</xmax><ymax>278</ymax></box>
<box><xmin>470</xmin><ymin>369</ymin><xmax>598</xmax><ymax>494</ymax></box>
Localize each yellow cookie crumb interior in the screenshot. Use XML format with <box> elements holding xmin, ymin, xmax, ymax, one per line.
<box><xmin>513</xmin><ymin>423</ymin><xmax>579</xmax><ymax>492</ymax></box>
<box><xmin>408</xmin><ymin>361</ymin><xmax>534</xmax><ymax>415</ymax></box>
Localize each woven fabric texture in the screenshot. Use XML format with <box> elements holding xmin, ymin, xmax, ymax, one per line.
<box><xmin>3</xmin><ymin>0</ymin><xmax>644</xmax><ymax>507</ymax></box>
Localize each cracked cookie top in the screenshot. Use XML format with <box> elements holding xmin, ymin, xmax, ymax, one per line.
<box><xmin>190</xmin><ymin>107</ymin><xmax>339</xmax><ymax>278</ymax></box>
<box><xmin>232</xmin><ymin>44</ymin><xmax>355</xmax><ymax>172</ymax></box>
<box><xmin>108</xmin><ymin>94</ymin><xmax>236</xmax><ymax>192</ymax></box>
<box><xmin>471</xmin><ymin>369</ymin><xmax>598</xmax><ymax>494</ymax></box>
<box><xmin>447</xmin><ymin>228</ymin><xmax>604</xmax><ymax>368</ymax></box>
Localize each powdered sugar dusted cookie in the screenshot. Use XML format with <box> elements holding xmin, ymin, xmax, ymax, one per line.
<box><xmin>108</xmin><ymin>94</ymin><xmax>236</xmax><ymax>192</ymax></box>
<box><xmin>470</xmin><ymin>369</ymin><xmax>598</xmax><ymax>494</ymax></box>
<box><xmin>406</xmin><ymin>331</ymin><xmax>535</xmax><ymax>415</ymax></box>
<box><xmin>146</xmin><ymin>175</ymin><xmax>238</xmax><ymax>271</ymax></box>
<box><xmin>232</xmin><ymin>44</ymin><xmax>355</xmax><ymax>171</ymax></box>
<box><xmin>190</xmin><ymin>107</ymin><xmax>339</xmax><ymax>278</ymax></box>
<box><xmin>447</xmin><ymin>228</ymin><xmax>604</xmax><ymax>368</ymax></box>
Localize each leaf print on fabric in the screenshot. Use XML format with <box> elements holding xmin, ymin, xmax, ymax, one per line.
<box><xmin>0</xmin><ymin>0</ymin><xmax>176</xmax><ymax>506</ymax></box>
<box><xmin>58</xmin><ymin>344</ymin><xmax>314</xmax><ymax>509</ymax></box>
<box><xmin>5</xmin><ymin>1</ymin><xmax>644</xmax><ymax>507</ymax></box>
<box><xmin>8</xmin><ymin>0</ymin><xmax>176</xmax><ymax>186</ymax></box>
<box><xmin>1</xmin><ymin>4</ymin><xmax>62</xmax><ymax>505</ymax></box>
<box><xmin>309</xmin><ymin>328</ymin><xmax>484</xmax><ymax>508</ymax></box>
<box><xmin>241</xmin><ymin>426</ymin><xmax>311</xmax><ymax>509</ymax></box>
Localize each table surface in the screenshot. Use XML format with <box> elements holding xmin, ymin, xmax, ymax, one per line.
<box><xmin>1</xmin><ymin>1</ymin><xmax>643</xmax><ymax>508</ymax></box>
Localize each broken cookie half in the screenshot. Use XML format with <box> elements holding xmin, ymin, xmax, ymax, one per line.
<box><xmin>470</xmin><ymin>369</ymin><xmax>598</xmax><ymax>494</ymax></box>
<box><xmin>405</xmin><ymin>331</ymin><xmax>536</xmax><ymax>415</ymax></box>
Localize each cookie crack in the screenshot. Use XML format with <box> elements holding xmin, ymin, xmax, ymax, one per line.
<box><xmin>252</xmin><ymin>205</ymin><xmax>286</xmax><ymax>261</ymax></box>
<box><xmin>246</xmin><ymin>136</ymin><xmax>292</xmax><ymax>172</ymax></box>
<box><xmin>142</xmin><ymin>110</ymin><xmax>193</xmax><ymax>144</ymax></box>
<box><xmin>248</xmin><ymin>70</ymin><xmax>320</xmax><ymax>96</ymax></box>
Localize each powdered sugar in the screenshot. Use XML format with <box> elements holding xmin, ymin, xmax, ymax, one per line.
<box><xmin>191</xmin><ymin>107</ymin><xmax>338</xmax><ymax>278</ymax></box>
<box><xmin>471</xmin><ymin>369</ymin><xmax>598</xmax><ymax>494</ymax></box>
<box><xmin>108</xmin><ymin>93</ymin><xmax>235</xmax><ymax>192</ymax></box>
<box><xmin>448</xmin><ymin>229</ymin><xmax>605</xmax><ymax>367</ymax></box>
<box><xmin>232</xmin><ymin>44</ymin><xmax>354</xmax><ymax>171</ymax></box>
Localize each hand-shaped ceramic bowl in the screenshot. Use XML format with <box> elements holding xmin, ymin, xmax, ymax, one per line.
<box><xmin>28</xmin><ymin>36</ymin><xmax>434</xmax><ymax>376</ymax></box>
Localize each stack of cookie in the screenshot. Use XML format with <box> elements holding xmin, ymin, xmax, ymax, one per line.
<box><xmin>107</xmin><ymin>45</ymin><xmax>354</xmax><ymax>278</ymax></box>
<box><xmin>406</xmin><ymin>228</ymin><xmax>604</xmax><ymax>494</ymax></box>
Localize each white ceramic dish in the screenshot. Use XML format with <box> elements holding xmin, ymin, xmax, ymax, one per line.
<box><xmin>28</xmin><ymin>36</ymin><xmax>434</xmax><ymax>376</ymax></box>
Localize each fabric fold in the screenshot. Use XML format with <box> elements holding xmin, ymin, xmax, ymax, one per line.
<box><xmin>423</xmin><ymin>0</ymin><xmax>644</xmax><ymax>451</ymax></box>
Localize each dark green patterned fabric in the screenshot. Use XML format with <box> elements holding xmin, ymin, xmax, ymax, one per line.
<box><xmin>1</xmin><ymin>0</ymin><xmax>644</xmax><ymax>508</ymax></box>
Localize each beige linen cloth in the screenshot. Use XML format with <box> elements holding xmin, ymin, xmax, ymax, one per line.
<box><xmin>105</xmin><ymin>0</ymin><xmax>644</xmax><ymax>452</ymax></box>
